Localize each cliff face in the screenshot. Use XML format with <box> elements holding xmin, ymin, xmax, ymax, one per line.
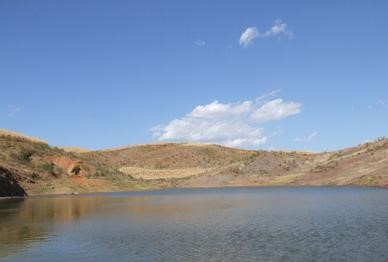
<box><xmin>0</xmin><ymin>167</ymin><xmax>27</xmax><ymax>197</ymax></box>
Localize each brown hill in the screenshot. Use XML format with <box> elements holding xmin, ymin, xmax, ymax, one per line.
<box><xmin>293</xmin><ymin>137</ymin><xmax>388</xmax><ymax>187</ymax></box>
<box><xmin>0</xmin><ymin>131</ymin><xmax>152</xmax><ymax>196</ymax></box>
<box><xmin>0</xmin><ymin>129</ymin><xmax>46</xmax><ymax>144</ymax></box>
<box><xmin>0</xmin><ymin>129</ymin><xmax>387</xmax><ymax>197</ymax></box>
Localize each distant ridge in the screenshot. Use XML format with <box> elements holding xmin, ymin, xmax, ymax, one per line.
<box><xmin>61</xmin><ymin>147</ymin><xmax>90</xmax><ymax>153</ymax></box>
<box><xmin>0</xmin><ymin>128</ymin><xmax>47</xmax><ymax>144</ymax></box>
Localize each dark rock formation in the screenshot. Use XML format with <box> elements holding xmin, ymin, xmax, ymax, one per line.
<box><xmin>0</xmin><ymin>166</ymin><xmax>27</xmax><ymax>197</ymax></box>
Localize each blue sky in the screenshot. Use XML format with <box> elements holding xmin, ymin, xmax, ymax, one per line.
<box><xmin>0</xmin><ymin>0</ymin><xmax>387</xmax><ymax>151</ymax></box>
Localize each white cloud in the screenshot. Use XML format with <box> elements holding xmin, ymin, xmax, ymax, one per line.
<box><xmin>252</xmin><ymin>99</ymin><xmax>301</xmax><ymax>123</ymax></box>
<box><xmin>152</xmin><ymin>93</ymin><xmax>302</xmax><ymax>148</ymax></box>
<box><xmin>190</xmin><ymin>100</ymin><xmax>252</xmax><ymax>119</ymax></box>
<box><xmin>239</xmin><ymin>27</ymin><xmax>260</xmax><ymax>47</ymax></box>
<box><xmin>8</xmin><ymin>105</ymin><xmax>22</xmax><ymax>118</ymax></box>
<box><xmin>195</xmin><ymin>40</ymin><xmax>206</xmax><ymax>47</ymax></box>
<box><xmin>368</xmin><ymin>99</ymin><xmax>388</xmax><ymax>111</ymax></box>
<box><xmin>377</xmin><ymin>99</ymin><xmax>388</xmax><ymax>107</ymax></box>
<box><xmin>239</xmin><ymin>19</ymin><xmax>293</xmax><ymax>47</ymax></box>
<box><xmin>262</xmin><ymin>19</ymin><xmax>293</xmax><ymax>38</ymax></box>
<box><xmin>294</xmin><ymin>131</ymin><xmax>318</xmax><ymax>143</ymax></box>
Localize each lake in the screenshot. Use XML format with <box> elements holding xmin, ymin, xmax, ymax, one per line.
<box><xmin>1</xmin><ymin>187</ymin><xmax>388</xmax><ymax>262</ymax></box>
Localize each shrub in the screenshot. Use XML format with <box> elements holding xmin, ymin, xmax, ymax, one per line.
<box><xmin>41</xmin><ymin>162</ymin><xmax>54</xmax><ymax>173</ymax></box>
<box><xmin>71</xmin><ymin>165</ymin><xmax>81</xmax><ymax>175</ymax></box>
<box><xmin>17</xmin><ymin>150</ymin><xmax>34</xmax><ymax>163</ymax></box>
<box><xmin>40</xmin><ymin>163</ymin><xmax>63</xmax><ymax>177</ymax></box>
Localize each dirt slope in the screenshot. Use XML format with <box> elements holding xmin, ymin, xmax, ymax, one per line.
<box><xmin>295</xmin><ymin>138</ymin><xmax>388</xmax><ymax>187</ymax></box>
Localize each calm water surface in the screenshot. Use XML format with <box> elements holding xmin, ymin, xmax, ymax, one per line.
<box><xmin>1</xmin><ymin>187</ymin><xmax>388</xmax><ymax>262</ymax></box>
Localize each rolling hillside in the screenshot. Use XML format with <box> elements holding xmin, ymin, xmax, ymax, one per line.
<box><xmin>0</xmin><ymin>129</ymin><xmax>387</xmax><ymax>197</ymax></box>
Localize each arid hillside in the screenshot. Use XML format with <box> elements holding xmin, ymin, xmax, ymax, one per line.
<box><xmin>0</xmin><ymin>129</ymin><xmax>387</xmax><ymax>197</ymax></box>
<box><xmin>0</xmin><ymin>131</ymin><xmax>155</xmax><ymax>196</ymax></box>
<box><xmin>292</xmin><ymin>137</ymin><xmax>388</xmax><ymax>187</ymax></box>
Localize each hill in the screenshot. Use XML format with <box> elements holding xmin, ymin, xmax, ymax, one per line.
<box><xmin>0</xmin><ymin>129</ymin><xmax>387</xmax><ymax>197</ymax></box>
<box><xmin>0</xmin><ymin>129</ymin><xmax>46</xmax><ymax>144</ymax></box>
<box><xmin>0</xmin><ymin>132</ymin><xmax>155</xmax><ymax>196</ymax></box>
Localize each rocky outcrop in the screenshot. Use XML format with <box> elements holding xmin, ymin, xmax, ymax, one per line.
<box><xmin>0</xmin><ymin>166</ymin><xmax>27</xmax><ymax>197</ymax></box>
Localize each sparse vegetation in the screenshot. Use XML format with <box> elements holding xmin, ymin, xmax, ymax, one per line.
<box><xmin>41</xmin><ymin>162</ymin><xmax>55</xmax><ymax>173</ymax></box>
<box><xmin>1</xmin><ymin>129</ymin><xmax>388</xmax><ymax>197</ymax></box>
<box><xmin>17</xmin><ymin>149</ymin><xmax>34</xmax><ymax>163</ymax></box>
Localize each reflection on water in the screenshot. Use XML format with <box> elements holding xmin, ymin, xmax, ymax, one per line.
<box><xmin>1</xmin><ymin>187</ymin><xmax>388</xmax><ymax>262</ymax></box>
<box><xmin>0</xmin><ymin>196</ymin><xmax>108</xmax><ymax>258</ymax></box>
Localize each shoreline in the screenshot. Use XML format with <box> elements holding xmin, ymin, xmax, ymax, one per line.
<box><xmin>2</xmin><ymin>184</ymin><xmax>387</xmax><ymax>200</ymax></box>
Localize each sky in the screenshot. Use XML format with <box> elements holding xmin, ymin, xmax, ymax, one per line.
<box><xmin>0</xmin><ymin>0</ymin><xmax>387</xmax><ymax>151</ymax></box>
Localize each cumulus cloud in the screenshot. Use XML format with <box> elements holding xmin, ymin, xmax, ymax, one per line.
<box><xmin>239</xmin><ymin>19</ymin><xmax>293</xmax><ymax>47</ymax></box>
<box><xmin>294</xmin><ymin>131</ymin><xmax>318</xmax><ymax>143</ymax></box>
<box><xmin>252</xmin><ymin>99</ymin><xmax>301</xmax><ymax>123</ymax></box>
<box><xmin>152</xmin><ymin>93</ymin><xmax>302</xmax><ymax>148</ymax></box>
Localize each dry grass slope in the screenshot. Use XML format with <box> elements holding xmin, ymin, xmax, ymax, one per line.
<box><xmin>1</xmin><ymin>129</ymin><xmax>387</xmax><ymax>197</ymax></box>
<box><xmin>0</xmin><ymin>129</ymin><xmax>47</xmax><ymax>144</ymax></box>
